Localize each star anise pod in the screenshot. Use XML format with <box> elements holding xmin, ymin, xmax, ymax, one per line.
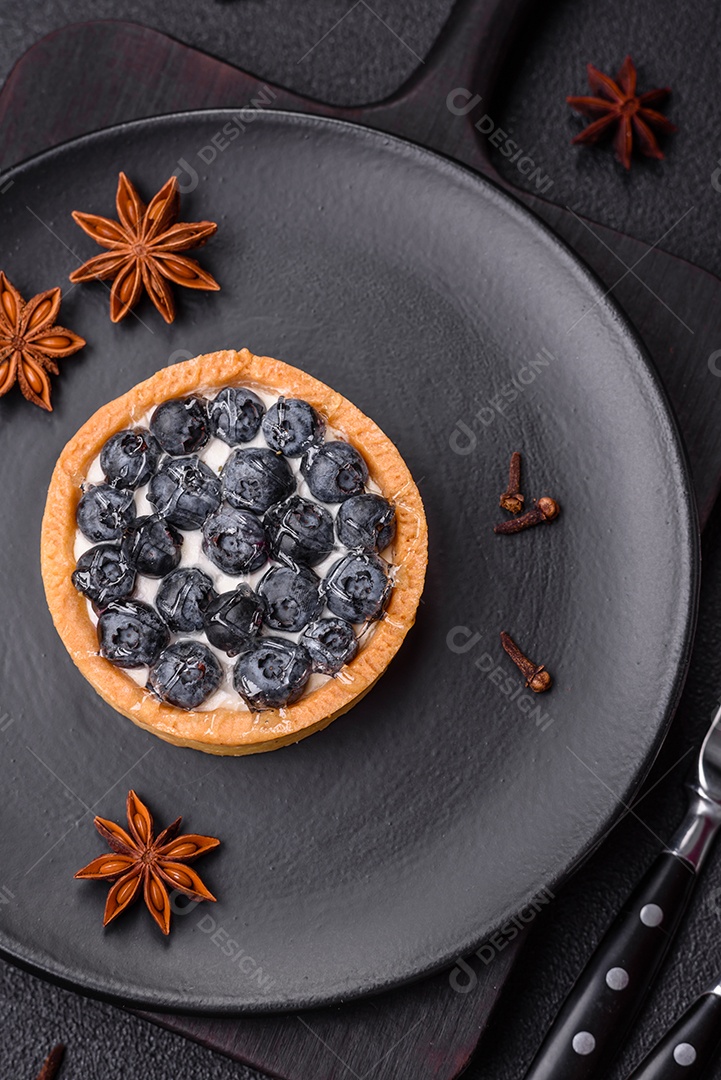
<box><xmin>0</xmin><ymin>272</ymin><xmax>85</xmax><ymax>411</ymax></box>
<box><xmin>567</xmin><ymin>56</ymin><xmax>676</xmax><ymax>170</ymax></box>
<box><xmin>69</xmin><ymin>173</ymin><xmax>220</xmax><ymax>323</ymax></box>
<box><xmin>75</xmin><ymin>790</ymin><xmax>220</xmax><ymax>935</ymax></box>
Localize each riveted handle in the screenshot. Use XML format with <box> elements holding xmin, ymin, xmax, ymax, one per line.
<box><xmin>625</xmin><ymin>992</ymin><xmax>721</xmax><ymax>1079</ymax></box>
<box><xmin>523</xmin><ymin>852</ymin><xmax>697</xmax><ymax>1080</ymax></box>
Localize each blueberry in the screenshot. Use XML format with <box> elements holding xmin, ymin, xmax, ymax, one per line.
<box><xmin>147</xmin><ymin>456</ymin><xmax>221</xmax><ymax>530</ymax></box>
<box><xmin>150</xmin><ymin>396</ymin><xmax>209</xmax><ymax>456</ymax></box>
<box><xmin>98</xmin><ymin>599</ymin><xmax>169</xmax><ymax>668</ymax></box>
<box><xmin>72</xmin><ymin>543</ymin><xmax>136</xmax><ymax>607</ymax></box>
<box><xmin>100</xmin><ymin>428</ymin><xmax>162</xmax><ymax>489</ymax></box>
<box><xmin>322</xmin><ymin>552</ymin><xmax>391</xmax><ymax>622</ymax></box>
<box><xmin>155</xmin><ymin>568</ymin><xmax>217</xmax><ymax>632</ymax></box>
<box><xmin>264</xmin><ymin>495</ymin><xmax>334</xmax><ymax>567</ymax></box>
<box><xmin>300</xmin><ymin>617</ymin><xmax>358</xmax><ymax>674</ymax></box>
<box><xmin>301</xmin><ymin>441</ymin><xmax>368</xmax><ymax>503</ymax></box>
<box><xmin>202</xmin><ymin>505</ymin><xmax>268</xmax><ymax>575</ymax></box>
<box><xmin>204</xmin><ymin>585</ymin><xmax>265</xmax><ymax>655</ymax></box>
<box><xmin>122</xmin><ymin>515</ymin><xmax>183</xmax><ymax>577</ymax></box>
<box><xmin>336</xmin><ymin>493</ymin><xmax>396</xmax><ymax>552</ymax></box>
<box><xmin>221</xmin><ymin>447</ymin><xmax>295</xmax><ymax>514</ymax></box>
<box><xmin>262</xmin><ymin>397</ymin><xmax>324</xmax><ymax>456</ymax></box>
<box><xmin>76</xmin><ymin>484</ymin><xmax>136</xmax><ymax>543</ymax></box>
<box><xmin>147</xmin><ymin>641</ymin><xmax>222</xmax><ymax>710</ymax></box>
<box><xmin>257</xmin><ymin>565</ymin><xmax>322</xmax><ymax>633</ymax></box>
<box><xmin>233</xmin><ymin>637</ymin><xmax>312</xmax><ymax>710</ymax></box>
<box><xmin>208</xmin><ymin>387</ymin><xmax>265</xmax><ymax>445</ymax></box>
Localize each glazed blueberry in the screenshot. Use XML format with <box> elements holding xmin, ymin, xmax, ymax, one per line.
<box><xmin>97</xmin><ymin>599</ymin><xmax>169</xmax><ymax>668</ymax></box>
<box><xmin>257</xmin><ymin>565</ymin><xmax>322</xmax><ymax>633</ymax></box>
<box><xmin>233</xmin><ymin>637</ymin><xmax>312</xmax><ymax>710</ymax></box>
<box><xmin>322</xmin><ymin>552</ymin><xmax>391</xmax><ymax>622</ymax></box>
<box><xmin>301</xmin><ymin>441</ymin><xmax>368</xmax><ymax>503</ymax></box>
<box><xmin>264</xmin><ymin>495</ymin><xmax>334</xmax><ymax>567</ymax></box>
<box><xmin>150</xmin><ymin>396</ymin><xmax>209</xmax><ymax>456</ymax></box>
<box><xmin>147</xmin><ymin>456</ymin><xmax>222</xmax><ymax>530</ymax></box>
<box><xmin>202</xmin><ymin>505</ymin><xmax>268</xmax><ymax>575</ymax></box>
<box><xmin>300</xmin><ymin>617</ymin><xmax>358</xmax><ymax>674</ymax></box>
<box><xmin>72</xmin><ymin>543</ymin><xmax>137</xmax><ymax>607</ymax></box>
<box><xmin>155</xmin><ymin>568</ymin><xmax>217</xmax><ymax>633</ymax></box>
<box><xmin>147</xmin><ymin>641</ymin><xmax>222</xmax><ymax>710</ymax></box>
<box><xmin>262</xmin><ymin>397</ymin><xmax>324</xmax><ymax>456</ymax></box>
<box><xmin>100</xmin><ymin>427</ymin><xmax>162</xmax><ymax>489</ymax></box>
<box><xmin>203</xmin><ymin>585</ymin><xmax>265</xmax><ymax>656</ymax></box>
<box><xmin>76</xmin><ymin>484</ymin><xmax>136</xmax><ymax>543</ymax></box>
<box><xmin>336</xmin><ymin>493</ymin><xmax>396</xmax><ymax>552</ymax></box>
<box><xmin>221</xmin><ymin>448</ymin><xmax>295</xmax><ymax>514</ymax></box>
<box><xmin>208</xmin><ymin>387</ymin><xmax>265</xmax><ymax>445</ymax></box>
<box><xmin>122</xmin><ymin>515</ymin><xmax>183</xmax><ymax>577</ymax></box>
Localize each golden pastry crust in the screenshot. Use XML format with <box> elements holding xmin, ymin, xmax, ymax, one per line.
<box><xmin>41</xmin><ymin>349</ymin><xmax>428</xmax><ymax>754</ymax></box>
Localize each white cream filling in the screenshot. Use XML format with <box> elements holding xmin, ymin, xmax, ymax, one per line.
<box><xmin>74</xmin><ymin>385</ymin><xmax>392</xmax><ymax>713</ymax></box>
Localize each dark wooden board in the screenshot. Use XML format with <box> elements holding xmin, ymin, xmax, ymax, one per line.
<box><xmin>140</xmin><ymin>947</ymin><xmax>520</xmax><ymax>1080</ymax></box>
<box><xmin>1</xmin><ymin>5</ymin><xmax>720</xmax><ymax>1079</ymax></box>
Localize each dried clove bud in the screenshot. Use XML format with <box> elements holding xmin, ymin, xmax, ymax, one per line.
<box><xmin>494</xmin><ymin>497</ymin><xmax>559</xmax><ymax>535</ymax></box>
<box><xmin>500</xmin><ymin>631</ymin><xmax>552</xmax><ymax>693</ymax></box>
<box><xmin>499</xmin><ymin>451</ymin><xmax>524</xmax><ymax>514</ymax></box>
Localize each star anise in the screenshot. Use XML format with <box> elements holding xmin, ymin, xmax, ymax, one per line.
<box><xmin>0</xmin><ymin>272</ymin><xmax>85</xmax><ymax>411</ymax></box>
<box><xmin>75</xmin><ymin>790</ymin><xmax>220</xmax><ymax>935</ymax></box>
<box><xmin>69</xmin><ymin>173</ymin><xmax>220</xmax><ymax>323</ymax></box>
<box><xmin>567</xmin><ymin>56</ymin><xmax>676</xmax><ymax>170</ymax></box>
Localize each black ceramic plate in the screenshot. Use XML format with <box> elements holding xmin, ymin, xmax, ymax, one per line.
<box><xmin>0</xmin><ymin>111</ymin><xmax>697</xmax><ymax>1014</ymax></box>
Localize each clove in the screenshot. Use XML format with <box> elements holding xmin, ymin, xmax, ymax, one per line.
<box><xmin>500</xmin><ymin>631</ymin><xmax>552</xmax><ymax>693</ymax></box>
<box><xmin>499</xmin><ymin>451</ymin><xmax>524</xmax><ymax>515</ymax></box>
<box><xmin>494</xmin><ymin>497</ymin><xmax>559</xmax><ymax>535</ymax></box>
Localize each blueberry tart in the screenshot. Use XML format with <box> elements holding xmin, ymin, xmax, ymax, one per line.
<box><xmin>41</xmin><ymin>349</ymin><xmax>427</xmax><ymax>755</ymax></box>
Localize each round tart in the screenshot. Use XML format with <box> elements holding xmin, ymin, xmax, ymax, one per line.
<box><xmin>41</xmin><ymin>349</ymin><xmax>427</xmax><ymax>755</ymax></box>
